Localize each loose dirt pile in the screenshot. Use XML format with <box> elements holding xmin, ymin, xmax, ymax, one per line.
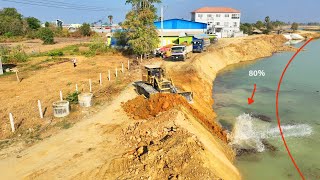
<box><xmin>122</xmin><ymin>94</ymin><xmax>228</xmax><ymax>142</ymax></box>
<box><xmin>101</xmin><ymin>111</ymin><xmax>220</xmax><ymax>180</ymax></box>
<box><xmin>122</xmin><ymin>94</ymin><xmax>186</xmax><ymax>119</ymax></box>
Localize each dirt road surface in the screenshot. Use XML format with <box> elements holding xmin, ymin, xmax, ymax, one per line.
<box><xmin>0</xmin><ymin>85</ymin><xmax>138</xmax><ymax>179</ymax></box>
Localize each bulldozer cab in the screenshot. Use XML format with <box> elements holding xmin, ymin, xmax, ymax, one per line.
<box><xmin>139</xmin><ymin>65</ymin><xmax>193</xmax><ymax>103</ymax></box>
<box><xmin>142</xmin><ymin>65</ymin><xmax>165</xmax><ymax>83</ymax></box>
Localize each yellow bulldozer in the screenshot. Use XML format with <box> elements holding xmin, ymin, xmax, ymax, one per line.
<box><xmin>134</xmin><ymin>65</ymin><xmax>193</xmax><ymax>103</ymax></box>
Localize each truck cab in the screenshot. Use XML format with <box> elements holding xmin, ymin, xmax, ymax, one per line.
<box><xmin>192</xmin><ymin>39</ymin><xmax>205</xmax><ymax>53</ymax></box>
<box><xmin>171</xmin><ymin>45</ymin><xmax>192</xmax><ymax>61</ymax></box>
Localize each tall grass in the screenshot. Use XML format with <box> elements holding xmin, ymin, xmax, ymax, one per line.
<box><xmin>0</xmin><ymin>45</ymin><xmax>28</xmax><ymax>63</ymax></box>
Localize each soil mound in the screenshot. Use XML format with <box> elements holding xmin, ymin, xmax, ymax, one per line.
<box><xmin>122</xmin><ymin>93</ymin><xmax>228</xmax><ymax>142</ymax></box>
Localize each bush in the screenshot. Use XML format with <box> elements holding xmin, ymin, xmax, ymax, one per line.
<box><xmin>4</xmin><ymin>32</ymin><xmax>13</xmax><ymax>38</ymax></box>
<box><xmin>0</xmin><ymin>45</ymin><xmax>28</xmax><ymax>63</ymax></box>
<box><xmin>37</xmin><ymin>28</ymin><xmax>54</xmax><ymax>44</ymax></box>
<box><xmin>25</xmin><ymin>17</ymin><xmax>41</xmax><ymax>30</ymax></box>
<box><xmin>79</xmin><ymin>23</ymin><xmax>91</xmax><ymax>36</ymax></box>
<box><xmin>47</xmin><ymin>50</ymin><xmax>64</xmax><ymax>56</ymax></box>
<box><xmin>66</xmin><ymin>91</ymin><xmax>80</xmax><ymax>104</ymax></box>
<box><xmin>263</xmin><ymin>29</ymin><xmax>271</xmax><ymax>34</ymax></box>
<box><xmin>54</xmin><ymin>28</ymin><xmax>70</xmax><ymax>38</ymax></box>
<box><xmin>26</xmin><ymin>30</ymin><xmax>38</xmax><ymax>39</ymax></box>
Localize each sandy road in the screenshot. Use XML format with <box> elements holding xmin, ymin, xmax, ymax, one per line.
<box><xmin>0</xmin><ymin>85</ymin><xmax>137</xmax><ymax>180</ymax></box>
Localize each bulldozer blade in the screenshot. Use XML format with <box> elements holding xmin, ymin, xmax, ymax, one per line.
<box><xmin>178</xmin><ymin>92</ymin><xmax>193</xmax><ymax>103</ymax></box>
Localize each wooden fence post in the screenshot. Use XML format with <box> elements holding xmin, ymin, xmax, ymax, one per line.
<box><xmin>38</xmin><ymin>100</ymin><xmax>43</xmax><ymax>119</ymax></box>
<box><xmin>16</xmin><ymin>71</ymin><xmax>20</xmax><ymax>82</ymax></box>
<box><xmin>99</xmin><ymin>73</ymin><xmax>102</xmax><ymax>85</ymax></box>
<box><xmin>115</xmin><ymin>68</ymin><xmax>118</xmax><ymax>78</ymax></box>
<box><xmin>122</xmin><ymin>63</ymin><xmax>124</xmax><ymax>73</ymax></box>
<box><xmin>9</xmin><ymin>113</ymin><xmax>15</xmax><ymax>133</ymax></box>
<box><xmin>128</xmin><ymin>60</ymin><xmax>130</xmax><ymax>70</ymax></box>
<box><xmin>60</xmin><ymin>91</ymin><xmax>63</xmax><ymax>101</ymax></box>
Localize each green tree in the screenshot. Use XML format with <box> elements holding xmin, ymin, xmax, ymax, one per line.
<box><xmin>38</xmin><ymin>28</ymin><xmax>54</xmax><ymax>44</ymax></box>
<box><xmin>265</xmin><ymin>16</ymin><xmax>270</xmax><ymax>25</ymax></box>
<box><xmin>240</xmin><ymin>23</ymin><xmax>253</xmax><ymax>35</ymax></box>
<box><xmin>113</xmin><ymin>30</ymin><xmax>128</xmax><ymax>46</ymax></box>
<box><xmin>121</xmin><ymin>1</ymin><xmax>160</xmax><ymax>56</ymax></box>
<box><xmin>291</xmin><ymin>22</ymin><xmax>299</xmax><ymax>31</ymax></box>
<box><xmin>25</xmin><ymin>17</ymin><xmax>41</xmax><ymax>30</ymax></box>
<box><xmin>264</xmin><ymin>16</ymin><xmax>273</xmax><ymax>34</ymax></box>
<box><xmin>255</xmin><ymin>21</ymin><xmax>264</xmax><ymax>29</ymax></box>
<box><xmin>79</xmin><ymin>23</ymin><xmax>91</xmax><ymax>36</ymax></box>
<box><xmin>45</xmin><ymin>21</ymin><xmax>50</xmax><ymax>28</ymax></box>
<box><xmin>0</xmin><ymin>8</ymin><xmax>25</xmax><ymax>36</ymax></box>
<box><xmin>125</xmin><ymin>0</ymin><xmax>161</xmax><ymax>10</ymax></box>
<box><xmin>0</xmin><ymin>8</ymin><xmax>22</xmax><ymax>19</ymax></box>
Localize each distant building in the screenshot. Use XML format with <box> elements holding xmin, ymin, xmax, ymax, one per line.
<box><xmin>191</xmin><ymin>7</ymin><xmax>241</xmax><ymax>38</ymax></box>
<box><xmin>154</xmin><ymin>19</ymin><xmax>207</xmax><ymax>46</ymax></box>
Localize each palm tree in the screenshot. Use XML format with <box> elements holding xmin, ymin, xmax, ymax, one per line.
<box><xmin>108</xmin><ymin>15</ymin><xmax>113</xmax><ymax>25</ymax></box>
<box><xmin>126</xmin><ymin>0</ymin><xmax>161</xmax><ymax>10</ymax></box>
<box><xmin>265</xmin><ymin>16</ymin><xmax>270</xmax><ymax>25</ymax></box>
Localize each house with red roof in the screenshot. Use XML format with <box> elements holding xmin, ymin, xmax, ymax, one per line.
<box><xmin>191</xmin><ymin>7</ymin><xmax>241</xmax><ymax>38</ymax></box>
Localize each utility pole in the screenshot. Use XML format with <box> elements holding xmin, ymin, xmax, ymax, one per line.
<box><xmin>161</xmin><ymin>5</ymin><xmax>164</xmax><ymax>47</ymax></box>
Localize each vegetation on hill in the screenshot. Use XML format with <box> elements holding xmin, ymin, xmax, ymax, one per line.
<box><xmin>240</xmin><ymin>16</ymin><xmax>287</xmax><ymax>35</ymax></box>
<box><xmin>116</xmin><ymin>0</ymin><xmax>161</xmax><ymax>56</ymax></box>
<box><xmin>0</xmin><ymin>7</ymin><xmax>95</xmax><ymax>44</ymax></box>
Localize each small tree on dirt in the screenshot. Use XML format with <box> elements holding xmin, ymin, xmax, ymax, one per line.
<box><xmin>38</xmin><ymin>27</ymin><xmax>54</xmax><ymax>44</ymax></box>
<box><xmin>79</xmin><ymin>23</ymin><xmax>91</xmax><ymax>36</ymax></box>
<box><xmin>291</xmin><ymin>22</ymin><xmax>299</xmax><ymax>31</ymax></box>
<box><xmin>121</xmin><ymin>0</ymin><xmax>161</xmax><ymax>56</ymax></box>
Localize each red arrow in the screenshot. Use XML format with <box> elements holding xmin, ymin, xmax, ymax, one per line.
<box><xmin>248</xmin><ymin>84</ymin><xmax>257</xmax><ymax>105</ymax></box>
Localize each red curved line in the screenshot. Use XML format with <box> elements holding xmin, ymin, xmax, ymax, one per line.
<box><xmin>276</xmin><ymin>38</ymin><xmax>313</xmax><ymax>180</ymax></box>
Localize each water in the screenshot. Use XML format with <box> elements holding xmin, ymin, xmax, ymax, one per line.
<box><xmin>213</xmin><ymin>40</ymin><xmax>320</xmax><ymax>180</ymax></box>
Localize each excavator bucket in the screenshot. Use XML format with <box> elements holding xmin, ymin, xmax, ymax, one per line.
<box><xmin>178</xmin><ymin>92</ymin><xmax>193</xmax><ymax>103</ymax></box>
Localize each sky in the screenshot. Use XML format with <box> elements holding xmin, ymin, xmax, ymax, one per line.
<box><xmin>0</xmin><ymin>0</ymin><xmax>319</xmax><ymax>24</ymax></box>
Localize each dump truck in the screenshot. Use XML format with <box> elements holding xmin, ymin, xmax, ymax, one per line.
<box><xmin>192</xmin><ymin>38</ymin><xmax>210</xmax><ymax>53</ymax></box>
<box><xmin>171</xmin><ymin>45</ymin><xmax>192</xmax><ymax>61</ymax></box>
<box><xmin>192</xmin><ymin>34</ymin><xmax>211</xmax><ymax>53</ymax></box>
<box><xmin>134</xmin><ymin>65</ymin><xmax>193</xmax><ymax>103</ymax></box>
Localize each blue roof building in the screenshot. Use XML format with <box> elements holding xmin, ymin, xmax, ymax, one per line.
<box><xmin>153</xmin><ymin>19</ymin><xmax>209</xmax><ymax>47</ymax></box>
<box><xmin>154</xmin><ymin>19</ymin><xmax>207</xmax><ymax>30</ymax></box>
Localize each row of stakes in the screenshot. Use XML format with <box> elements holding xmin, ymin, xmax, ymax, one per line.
<box><xmin>7</xmin><ymin>60</ymin><xmax>132</xmax><ymax>133</ymax></box>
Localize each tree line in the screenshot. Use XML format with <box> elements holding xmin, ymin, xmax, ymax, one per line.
<box><xmin>0</xmin><ymin>8</ymin><xmax>93</xmax><ymax>44</ymax></box>
<box><xmin>240</xmin><ymin>16</ymin><xmax>300</xmax><ymax>35</ymax></box>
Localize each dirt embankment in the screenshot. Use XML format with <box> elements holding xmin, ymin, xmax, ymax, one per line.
<box><xmin>118</xmin><ymin>35</ymin><xmax>294</xmax><ymax>180</ymax></box>
<box><xmin>165</xmin><ymin>35</ymin><xmax>295</xmax><ymax>121</ymax></box>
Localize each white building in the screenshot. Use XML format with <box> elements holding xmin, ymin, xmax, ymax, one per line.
<box><xmin>191</xmin><ymin>7</ymin><xmax>241</xmax><ymax>38</ymax></box>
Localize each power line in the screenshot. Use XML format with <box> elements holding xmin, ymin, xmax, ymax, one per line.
<box><xmin>0</xmin><ymin>0</ymin><xmax>115</xmax><ymax>12</ymax></box>
<box><xmin>0</xmin><ymin>0</ymin><xmax>107</xmax><ymax>11</ymax></box>
<box><xmin>11</xmin><ymin>0</ymin><xmax>108</xmax><ymax>10</ymax></box>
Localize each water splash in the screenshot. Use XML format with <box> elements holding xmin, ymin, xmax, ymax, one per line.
<box><xmin>229</xmin><ymin>113</ymin><xmax>313</xmax><ymax>152</ymax></box>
